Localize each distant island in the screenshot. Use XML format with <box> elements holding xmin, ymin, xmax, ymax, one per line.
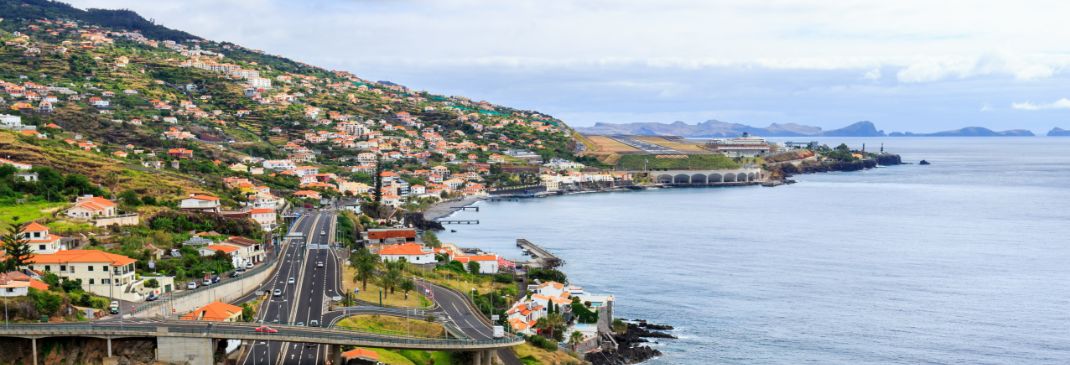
<box><xmin>1049</xmin><ymin>127</ymin><xmax>1070</xmax><ymax>136</ymax></box>
<box><xmin>577</xmin><ymin>120</ymin><xmax>1047</xmax><ymax>137</ymax></box>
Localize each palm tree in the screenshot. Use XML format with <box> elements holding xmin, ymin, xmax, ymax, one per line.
<box><xmin>349</xmin><ymin>247</ymin><xmax>380</xmax><ymax>291</ymax></box>
<box><xmin>379</xmin><ymin>267</ymin><xmax>402</xmax><ymax>297</ymax></box>
<box><xmin>569</xmin><ymin>331</ymin><xmax>585</xmax><ymax>351</ymax></box>
<box><xmin>537</xmin><ymin>312</ymin><xmax>566</xmax><ymax>341</ymax></box>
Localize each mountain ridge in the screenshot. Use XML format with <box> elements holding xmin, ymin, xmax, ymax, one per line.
<box><xmin>577</xmin><ymin>120</ymin><xmax>1041</xmax><ymax>137</ymax></box>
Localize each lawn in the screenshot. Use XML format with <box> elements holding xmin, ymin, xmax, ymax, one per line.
<box><xmin>616</xmin><ymin>153</ymin><xmax>739</xmax><ymax>170</ymax></box>
<box><xmin>335</xmin><ymin>314</ymin><xmax>446</xmax><ymax>338</ymax></box>
<box><xmin>0</xmin><ymin>200</ymin><xmax>67</xmax><ymax>231</ymax></box>
<box><xmin>342</xmin><ymin>265</ymin><xmax>432</xmax><ymax>308</ymax></box>
<box><xmin>416</xmin><ymin>269</ymin><xmax>512</xmax><ymax>297</ymax></box>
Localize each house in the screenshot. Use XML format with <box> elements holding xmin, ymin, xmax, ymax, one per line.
<box><xmin>19</xmin><ymin>222</ymin><xmax>64</xmax><ymax>254</ymax></box>
<box><xmin>199</xmin><ymin>244</ymin><xmax>239</xmax><ymax>258</ymax></box>
<box><xmin>181</xmin><ymin>301</ymin><xmax>243</xmax><ymax>322</ymax></box>
<box><xmin>66</xmin><ymin>195</ymin><xmax>118</xmax><ymax>219</ymax></box>
<box><xmin>454</xmin><ymin>254</ymin><xmax>500</xmax><ymax>274</ymax></box>
<box><xmin>0</xmin><ymin>158</ymin><xmax>31</xmax><ymax>170</ymax></box>
<box><xmin>377</xmin><ymin>243</ymin><xmax>435</xmax><ymax>264</ymax></box>
<box><xmin>248</xmin><ymin>208</ymin><xmax>276</xmax><ymax>231</ymax></box>
<box><xmin>167</xmin><ymin>148</ymin><xmax>194</xmax><ymax>159</ymax></box>
<box><xmin>15</xmin><ymin>172</ymin><xmax>37</xmax><ymax>182</ymax></box>
<box><xmin>26</xmin><ymin>250</ymin><xmax>138</xmax><ymax>301</ymax></box>
<box><xmin>0</xmin><ymin>271</ymin><xmax>49</xmax><ymax>297</ymax></box>
<box><xmin>0</xmin><ymin>114</ymin><xmax>22</xmax><ymax>129</ymax></box>
<box><xmin>506</xmin><ymin>281</ymin><xmax>575</xmax><ymax>335</ymax></box>
<box><xmin>293</xmin><ymin>190</ymin><xmax>321</xmax><ymax>200</ymax></box>
<box><xmin>180</xmin><ymin>194</ymin><xmax>221</xmax><ymax>213</ymax></box>
<box><xmin>363</xmin><ymin>228</ymin><xmax>417</xmax><ymax>245</ymax></box>
<box><xmin>221</xmin><ymin>236</ymin><xmax>265</xmax><ymax>265</ymax></box>
<box><xmin>340</xmin><ymin>348</ymin><xmax>379</xmax><ymax>365</ymax></box>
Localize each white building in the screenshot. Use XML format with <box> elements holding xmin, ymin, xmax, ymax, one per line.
<box><xmin>20</xmin><ymin>222</ymin><xmax>64</xmax><ymax>254</ymax></box>
<box><xmin>377</xmin><ymin>243</ymin><xmax>435</xmax><ymax>264</ymax></box>
<box><xmin>262</xmin><ymin>159</ymin><xmax>297</xmax><ymax>171</ymax></box>
<box><xmin>27</xmin><ymin>250</ymin><xmax>139</xmax><ymax>301</ymax></box>
<box><xmin>66</xmin><ymin>195</ymin><xmax>118</xmax><ymax>219</ymax></box>
<box><xmin>455</xmin><ymin>255</ymin><xmax>500</xmax><ymax>274</ymax></box>
<box><xmin>179</xmin><ymin>194</ymin><xmax>221</xmax><ymax>213</ymax></box>
<box><xmin>0</xmin><ymin>114</ymin><xmax>22</xmax><ymax>129</ymax></box>
<box><xmin>706</xmin><ymin>136</ymin><xmax>772</xmax><ymax>158</ymax></box>
<box><xmin>248</xmin><ymin>208</ymin><xmax>276</xmax><ymax>232</ymax></box>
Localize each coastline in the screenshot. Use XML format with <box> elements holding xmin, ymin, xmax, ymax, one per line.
<box><xmin>422</xmin><ymin>195</ymin><xmax>485</xmax><ymax>221</ymax></box>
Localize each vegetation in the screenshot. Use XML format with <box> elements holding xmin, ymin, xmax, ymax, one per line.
<box><xmin>616</xmin><ymin>153</ymin><xmax>739</xmax><ymax>170</ymax></box>
<box><xmin>0</xmin><ymin>227</ymin><xmax>33</xmax><ymax>271</ymax></box>
<box><xmin>335</xmin><ymin>314</ymin><xmax>446</xmax><ymax>338</ymax></box>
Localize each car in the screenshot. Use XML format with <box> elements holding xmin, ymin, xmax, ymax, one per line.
<box><xmin>202</xmin><ymin>277</ymin><xmax>212</xmax><ymax>286</ymax></box>
<box><xmin>316</xmin><ymin>261</ymin><xmax>324</xmax><ymax>268</ymax></box>
<box><xmin>187</xmin><ymin>281</ymin><xmax>198</xmax><ymax>290</ymax></box>
<box><xmin>295</xmin><ymin>321</ymin><xmax>304</xmax><ymax>326</ymax></box>
<box><xmin>320</xmin><ymin>230</ymin><xmax>326</xmax><ymax>235</ymax></box>
<box><xmin>245</xmin><ymin>262</ymin><xmax>254</xmax><ymax>269</ymax></box>
<box><xmin>309</xmin><ymin>320</ymin><xmax>320</xmax><ymax>327</ymax></box>
<box><xmin>146</xmin><ymin>293</ymin><xmax>159</xmax><ymax>302</ymax></box>
<box><xmin>287</xmin><ymin>277</ymin><xmax>295</xmax><ymax>284</ymax></box>
<box><xmin>109</xmin><ymin>301</ymin><xmax>120</xmax><ymax>314</ymax></box>
<box><xmin>229</xmin><ymin>271</ymin><xmax>241</xmax><ymax>278</ymax></box>
<box><xmin>273</xmin><ymin>289</ymin><xmax>282</xmax><ymax>297</ymax></box>
<box><xmin>254</xmin><ymin>325</ymin><xmax>278</xmax><ymax>334</ymax></box>
<box><xmin>211</xmin><ymin>275</ymin><xmax>221</xmax><ymax>284</ymax></box>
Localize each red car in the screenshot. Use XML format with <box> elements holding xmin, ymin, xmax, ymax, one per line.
<box><xmin>254</xmin><ymin>325</ymin><xmax>278</xmax><ymax>334</ymax></box>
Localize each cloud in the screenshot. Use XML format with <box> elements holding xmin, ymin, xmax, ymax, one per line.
<box><xmin>1011</xmin><ymin>98</ymin><xmax>1070</xmax><ymax>111</ymax></box>
<box><xmin>863</xmin><ymin>68</ymin><xmax>882</xmax><ymax>80</ymax></box>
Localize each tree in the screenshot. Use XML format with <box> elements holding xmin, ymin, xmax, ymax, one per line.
<box><xmin>1</xmin><ymin>227</ymin><xmax>34</xmax><ymax>270</ymax></box>
<box><xmin>241</xmin><ymin>303</ymin><xmax>255</xmax><ymax>322</ymax></box>
<box><xmin>422</xmin><ymin>231</ymin><xmax>442</xmax><ymax>248</ymax></box>
<box><xmin>400</xmin><ymin>279</ymin><xmax>415</xmax><ymax>299</ymax></box>
<box><xmin>467</xmin><ymin>261</ymin><xmax>481</xmax><ymax>274</ymax></box>
<box><xmin>535</xmin><ymin>312</ymin><xmax>566</xmax><ymax>341</ymax></box>
<box><xmin>569</xmin><ymin>331</ymin><xmax>585</xmax><ymax>351</ymax></box>
<box><xmin>379</xmin><ymin>260</ymin><xmax>404</xmax><ymax>296</ymax></box>
<box><xmin>349</xmin><ymin>247</ymin><xmax>380</xmax><ymax>291</ymax></box>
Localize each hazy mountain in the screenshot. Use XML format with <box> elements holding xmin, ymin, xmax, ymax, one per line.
<box><xmin>889</xmin><ymin>127</ymin><xmax>1035</xmax><ymax>137</ymax></box>
<box><xmin>822</xmin><ymin>121</ymin><xmax>884</xmax><ymax>137</ymax></box>
<box><xmin>1048</xmin><ymin>127</ymin><xmax>1070</xmax><ymax>136</ymax></box>
<box><xmin>577</xmin><ymin>120</ymin><xmax>883</xmax><ymax>137</ymax></box>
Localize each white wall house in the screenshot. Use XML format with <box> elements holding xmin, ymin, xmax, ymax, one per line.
<box><xmin>20</xmin><ymin>222</ymin><xmax>64</xmax><ymax>254</ymax></box>
<box><xmin>179</xmin><ymin>194</ymin><xmax>221</xmax><ymax>213</ymax></box>
<box><xmin>26</xmin><ymin>250</ymin><xmax>139</xmax><ymax>301</ymax></box>
<box><xmin>0</xmin><ymin>114</ymin><xmax>22</xmax><ymax>129</ymax></box>
<box><xmin>66</xmin><ymin>195</ymin><xmax>118</xmax><ymax>219</ymax></box>
<box><xmin>377</xmin><ymin>243</ymin><xmax>435</xmax><ymax>264</ymax></box>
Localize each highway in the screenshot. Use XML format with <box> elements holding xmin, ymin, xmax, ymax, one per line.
<box><xmin>282</xmin><ymin>210</ymin><xmax>340</xmax><ymax>365</ymax></box>
<box><xmin>424</xmin><ymin>281</ymin><xmax>524</xmax><ymax>365</ymax></box>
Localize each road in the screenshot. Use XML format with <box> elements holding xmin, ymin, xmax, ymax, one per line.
<box><xmin>239</xmin><ymin>211</ymin><xmax>334</xmax><ymax>365</ymax></box>
<box><xmin>281</xmin><ymin>210</ymin><xmax>340</xmax><ymax>365</ymax></box>
<box><xmin>424</xmin><ymin>281</ymin><xmax>523</xmax><ymax>365</ymax></box>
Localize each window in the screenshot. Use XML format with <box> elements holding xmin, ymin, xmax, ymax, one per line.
<box><xmin>102</xmin><ymin>265</ymin><xmax>108</xmax><ymax>271</ymax></box>
<box><xmin>59</xmin><ymin>265</ymin><xmax>66</xmax><ymax>272</ymax></box>
<box><xmin>38</xmin><ymin>244</ymin><xmax>46</xmax><ymax>250</ymax></box>
<box><xmin>44</xmin><ymin>265</ymin><xmax>50</xmax><ymax>271</ymax></box>
<box><xmin>89</xmin><ymin>279</ymin><xmax>94</xmax><ymax>285</ymax></box>
<box><xmin>102</xmin><ymin>278</ymin><xmax>110</xmax><ymax>285</ymax></box>
<box><xmin>88</xmin><ymin>266</ymin><xmax>94</xmax><ymax>272</ymax></box>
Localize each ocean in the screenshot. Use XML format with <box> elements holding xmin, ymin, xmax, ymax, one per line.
<box><xmin>439</xmin><ymin>137</ymin><xmax>1070</xmax><ymax>364</ymax></box>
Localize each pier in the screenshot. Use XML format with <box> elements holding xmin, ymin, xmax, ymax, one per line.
<box><xmin>517</xmin><ymin>238</ymin><xmax>562</xmax><ymax>268</ymax></box>
<box><xmin>450</xmin><ymin>206</ymin><xmax>480</xmax><ymax>212</ymax></box>
<box><xmin>438</xmin><ymin>219</ymin><xmax>480</xmax><ymax>225</ymax></box>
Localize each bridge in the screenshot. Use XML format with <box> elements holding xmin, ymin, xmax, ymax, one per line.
<box><xmin>0</xmin><ymin>320</ymin><xmax>522</xmax><ymax>365</ymax></box>
<box><xmin>631</xmin><ymin>168</ymin><xmax>765</xmax><ymax>185</ymax></box>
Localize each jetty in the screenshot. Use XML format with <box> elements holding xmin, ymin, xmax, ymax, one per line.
<box><xmin>516</xmin><ymin>238</ymin><xmax>562</xmax><ymax>268</ymax></box>
<box><xmin>438</xmin><ymin>219</ymin><xmax>479</xmax><ymax>225</ymax></box>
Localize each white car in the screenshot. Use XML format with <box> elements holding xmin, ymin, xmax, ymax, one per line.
<box><xmin>316</xmin><ymin>261</ymin><xmax>324</xmax><ymax>268</ymax></box>
<box><xmin>187</xmin><ymin>282</ymin><xmax>198</xmax><ymax>290</ymax></box>
<box><xmin>273</xmin><ymin>289</ymin><xmax>282</xmax><ymax>297</ymax></box>
<box><xmin>287</xmin><ymin>277</ymin><xmax>295</xmax><ymax>284</ymax></box>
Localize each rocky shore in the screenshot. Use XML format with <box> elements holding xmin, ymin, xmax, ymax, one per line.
<box><xmin>586</xmin><ymin>321</ymin><xmax>677</xmax><ymax>365</ymax></box>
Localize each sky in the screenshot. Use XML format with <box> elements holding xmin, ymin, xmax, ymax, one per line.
<box><xmin>66</xmin><ymin>0</ymin><xmax>1070</xmax><ymax>132</ymax></box>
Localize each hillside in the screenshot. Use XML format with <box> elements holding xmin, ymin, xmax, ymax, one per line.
<box><xmin>889</xmin><ymin>127</ymin><xmax>1035</xmax><ymax>137</ymax></box>
<box><xmin>0</xmin><ymin>0</ymin><xmax>577</xmax><ymax>212</ymax></box>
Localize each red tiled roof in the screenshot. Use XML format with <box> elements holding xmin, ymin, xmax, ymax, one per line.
<box><xmin>29</xmin><ymin>250</ymin><xmax>135</xmax><ymax>266</ymax></box>
<box><xmin>180</xmin><ymin>301</ymin><xmax>242</xmax><ymax>321</ymax></box>
<box><xmin>378</xmin><ymin>243</ymin><xmax>430</xmax><ymax>256</ymax></box>
<box><xmin>367</xmin><ymin>229</ymin><xmax>416</xmax><ymax>240</ymax></box>
<box><xmin>341</xmin><ymin>348</ymin><xmax>379</xmax><ymax>361</ymax></box>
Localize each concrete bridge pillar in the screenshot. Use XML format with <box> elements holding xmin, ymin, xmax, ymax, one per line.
<box><xmin>157</xmin><ymin>336</ymin><xmax>214</xmax><ymax>365</ymax></box>
<box><xmin>328</xmin><ymin>344</ymin><xmax>343</xmax><ymax>365</ymax></box>
<box><xmin>31</xmin><ymin>338</ymin><xmax>37</xmax><ymax>365</ymax></box>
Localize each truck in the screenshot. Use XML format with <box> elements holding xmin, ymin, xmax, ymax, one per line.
<box><xmin>492</xmin><ymin>325</ymin><xmax>505</xmax><ymax>338</ymax></box>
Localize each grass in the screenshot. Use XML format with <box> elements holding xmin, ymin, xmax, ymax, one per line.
<box><xmin>348</xmin><ymin>347</ymin><xmax>456</xmax><ymax>365</ymax></box>
<box><xmin>617</xmin><ymin>153</ymin><xmax>739</xmax><ymax>170</ymax></box>
<box><xmin>342</xmin><ymin>265</ymin><xmax>432</xmax><ymax>308</ymax></box>
<box><xmin>514</xmin><ymin>343</ymin><xmax>584</xmax><ymax>365</ymax></box>
<box><xmin>0</xmin><ymin>200</ymin><xmax>66</xmax><ymax>231</ymax></box>
<box><xmin>416</xmin><ymin>269</ymin><xmax>511</xmax><ymax>297</ymax></box>
<box><xmin>584</xmin><ymin>135</ymin><xmax>640</xmax><ymax>153</ymax></box>
<box><xmin>634</xmin><ymin>136</ymin><xmax>710</xmax><ymax>153</ymax></box>
<box><xmin>46</xmin><ymin>219</ymin><xmax>95</xmax><ymax>234</ymax></box>
<box><xmin>336</xmin><ymin>314</ymin><xmax>446</xmax><ymax>338</ymax></box>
